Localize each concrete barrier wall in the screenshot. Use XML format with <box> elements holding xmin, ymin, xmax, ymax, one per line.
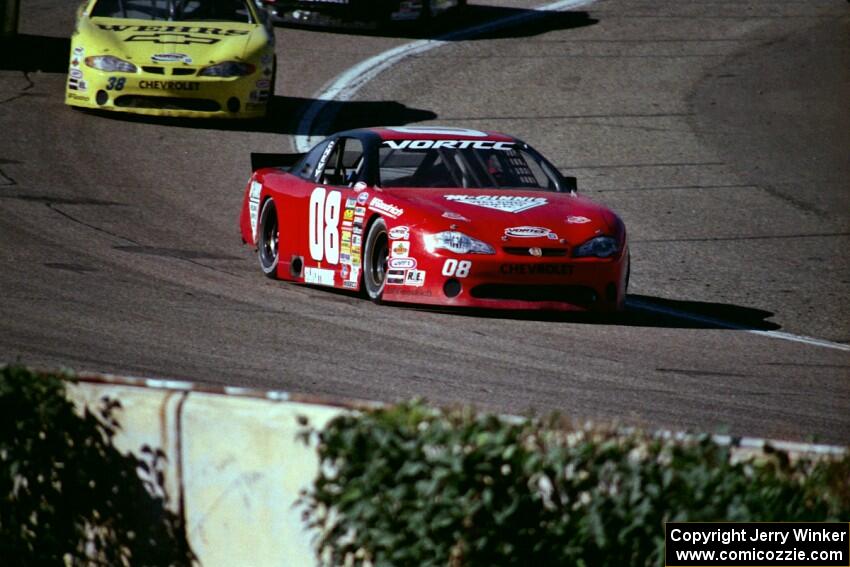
<box><xmin>66</xmin><ymin>374</ymin><xmax>360</xmax><ymax>567</ymax></box>
<box><xmin>62</xmin><ymin>371</ymin><xmax>845</xmax><ymax>566</ymax></box>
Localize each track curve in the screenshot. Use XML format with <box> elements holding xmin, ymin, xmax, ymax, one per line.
<box><xmin>1</xmin><ymin>0</ymin><xmax>848</xmax><ymax>443</ymax></box>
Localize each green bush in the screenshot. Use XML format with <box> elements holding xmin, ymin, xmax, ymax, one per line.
<box><xmin>0</xmin><ymin>366</ymin><xmax>194</xmax><ymax>566</ymax></box>
<box><xmin>300</xmin><ymin>401</ymin><xmax>849</xmax><ymax>567</ymax></box>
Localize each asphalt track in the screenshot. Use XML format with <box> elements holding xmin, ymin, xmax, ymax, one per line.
<box><xmin>1</xmin><ymin>0</ymin><xmax>848</xmax><ymax>443</ymax></box>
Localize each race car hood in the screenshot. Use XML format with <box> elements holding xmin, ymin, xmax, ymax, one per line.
<box><xmin>380</xmin><ymin>188</ymin><xmax>624</xmax><ymax>247</ymax></box>
<box><xmin>78</xmin><ymin>16</ymin><xmax>268</xmax><ymax>65</ymax></box>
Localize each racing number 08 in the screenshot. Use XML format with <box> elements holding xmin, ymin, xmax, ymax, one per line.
<box><xmin>442</xmin><ymin>259</ymin><xmax>471</xmax><ymax>278</ymax></box>
<box><xmin>309</xmin><ymin>187</ymin><xmax>341</xmax><ymax>264</ymax></box>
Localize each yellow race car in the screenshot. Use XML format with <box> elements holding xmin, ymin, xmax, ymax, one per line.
<box><xmin>66</xmin><ymin>0</ymin><xmax>276</xmax><ymax>118</ymax></box>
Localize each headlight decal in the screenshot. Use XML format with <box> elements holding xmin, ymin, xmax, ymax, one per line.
<box><xmin>424</xmin><ymin>231</ymin><xmax>495</xmax><ymax>255</ymax></box>
<box><xmin>572</xmin><ymin>236</ymin><xmax>619</xmax><ymax>258</ymax></box>
<box><xmin>84</xmin><ymin>55</ymin><xmax>137</xmax><ymax>73</ymax></box>
<box><xmin>198</xmin><ymin>61</ymin><xmax>256</xmax><ymax>77</ymax></box>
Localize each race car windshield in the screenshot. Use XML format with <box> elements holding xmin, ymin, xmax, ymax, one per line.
<box><xmin>378</xmin><ymin>141</ymin><xmax>563</xmax><ymax>191</ymax></box>
<box><xmin>91</xmin><ymin>0</ymin><xmax>253</xmax><ymax>23</ymax></box>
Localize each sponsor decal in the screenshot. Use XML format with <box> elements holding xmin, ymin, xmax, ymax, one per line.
<box><xmin>504</xmin><ymin>226</ymin><xmax>558</xmax><ymax>239</ymax></box>
<box><xmin>353</xmin><ymin>226</ymin><xmax>363</xmax><ymax>236</ymax></box>
<box><xmin>405</xmin><ymin>270</ymin><xmax>426</xmax><ymax>287</ymax></box>
<box><xmin>354</xmin><ymin>206</ymin><xmax>366</xmax><ymax>216</ymax></box>
<box><xmin>343</xmin><ymin>208</ymin><xmax>355</xmax><ymax>221</ymax></box>
<box><xmin>139</xmin><ymin>80</ymin><xmax>200</xmax><ymax>91</ymax></box>
<box><xmin>388</xmin><ymin>226</ymin><xmax>410</xmax><ymax>240</ymax></box>
<box><xmin>248</xmin><ymin>180</ymin><xmax>262</xmax><ymax>240</ymax></box>
<box><xmin>340</xmin><ymin>264</ymin><xmax>350</xmax><ymax>279</ymax></box>
<box><xmin>445</xmin><ymin>195</ymin><xmax>547</xmax><ymax>214</ymax></box>
<box><xmin>255</xmin><ymin>79</ymin><xmax>270</xmax><ymax>89</ymax></box>
<box><xmin>386</xmin><ymin>269</ymin><xmax>405</xmax><ymax>285</ymax></box>
<box><xmin>343</xmin><ymin>281</ymin><xmax>357</xmax><ymax>289</ymax></box>
<box><xmin>353</xmin><ymin>216</ymin><xmax>364</xmax><ymax>227</ymax></box>
<box><xmin>382</xmin><ymin>139</ymin><xmax>515</xmax><ymax>151</ymax></box>
<box><xmin>353</xmin><ymin>181</ymin><xmax>368</xmax><ymax>191</ymax></box>
<box><xmin>340</xmin><ymin>253</ymin><xmax>351</xmax><ymax>264</ymax></box>
<box><xmin>388</xmin><ymin>257</ymin><xmax>416</xmax><ymax>270</ymax></box>
<box><xmin>345</xmin><ymin>197</ymin><xmax>356</xmax><ymax>208</ymax></box>
<box><xmin>397</xmin><ymin>287</ymin><xmax>433</xmax><ymax>296</ymax></box>
<box><xmin>71</xmin><ymin>57</ymin><xmax>80</xmax><ymax>67</ymax></box>
<box><xmin>341</xmin><ymin>231</ymin><xmax>351</xmax><ymax>243</ymax></box>
<box><xmin>341</xmin><ymin>242</ymin><xmax>351</xmax><ymax>255</ymax></box>
<box><xmin>356</xmin><ymin>191</ymin><xmax>369</xmax><ymax>205</ymax></box>
<box><xmin>351</xmin><ymin>251</ymin><xmax>361</xmax><ymax>267</ymax></box>
<box><xmin>391</xmin><ymin>241</ymin><xmax>410</xmax><ymax>258</ymax></box>
<box><xmin>500</xmin><ymin>264</ymin><xmax>573</xmax><ymax>275</ymax></box>
<box><xmin>314</xmin><ymin>141</ymin><xmax>336</xmax><ymax>182</ymax></box>
<box><xmin>127</xmin><ymin>33</ymin><xmax>219</xmax><ymax>45</ymax></box>
<box><xmin>151</xmin><ymin>53</ymin><xmax>192</xmax><ymax>64</ymax></box>
<box><xmin>69</xmin><ymin>68</ymin><xmax>83</xmax><ymax>79</ymax></box>
<box><xmin>442</xmin><ymin>211</ymin><xmax>470</xmax><ymax>222</ymax></box>
<box><xmin>96</xmin><ymin>24</ymin><xmax>250</xmax><ymax>36</ymax></box>
<box><xmin>368</xmin><ymin>197</ymin><xmax>403</xmax><ymax>219</ymax></box>
<box><xmin>529</xmin><ymin>247</ymin><xmax>543</xmax><ymax>257</ymax></box>
<box><xmin>67</xmin><ymin>93</ymin><xmax>89</xmax><ymax>101</ymax></box>
<box><xmin>566</xmin><ymin>216</ymin><xmax>591</xmax><ymax>224</ymax></box>
<box><xmin>304</xmin><ymin>267</ymin><xmax>335</xmax><ymax>286</ymax></box>
<box><xmin>73</xmin><ymin>46</ymin><xmax>84</xmax><ymax>56</ymax></box>
<box><xmin>96</xmin><ymin>25</ymin><xmax>249</xmax><ymax>45</ymax></box>
<box><xmin>348</xmin><ymin>266</ymin><xmax>360</xmax><ymax>282</ymax></box>
<box><xmin>342</xmin><ymin>220</ymin><xmax>353</xmax><ymax>229</ymax></box>
<box><xmin>261</xmin><ymin>53</ymin><xmax>274</xmax><ymax>65</ymax></box>
<box><xmin>68</xmin><ymin>78</ymin><xmax>87</xmax><ymax>92</ymax></box>
<box><xmin>351</xmin><ymin>234</ymin><xmax>362</xmax><ymax>247</ymax></box>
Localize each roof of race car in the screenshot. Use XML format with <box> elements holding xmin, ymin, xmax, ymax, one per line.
<box><xmin>353</xmin><ymin>126</ymin><xmax>517</xmax><ymax>143</ymax></box>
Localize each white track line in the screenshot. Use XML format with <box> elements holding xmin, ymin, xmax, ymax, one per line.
<box><xmin>294</xmin><ymin>0</ymin><xmax>597</xmax><ymax>152</ymax></box>
<box><xmin>627</xmin><ymin>297</ymin><xmax>850</xmax><ymax>352</ymax></box>
<box><xmin>291</xmin><ymin>2</ymin><xmax>849</xmax><ymax>354</ymax></box>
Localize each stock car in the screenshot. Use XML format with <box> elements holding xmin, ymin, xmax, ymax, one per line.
<box><xmin>239</xmin><ymin>126</ymin><xmax>629</xmax><ymax>311</ymax></box>
<box><xmin>65</xmin><ymin>0</ymin><xmax>276</xmax><ymax>118</ymax></box>
<box><xmin>262</xmin><ymin>0</ymin><xmax>466</xmax><ymax>27</ymax></box>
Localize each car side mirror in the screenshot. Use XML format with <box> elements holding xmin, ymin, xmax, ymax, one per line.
<box><xmin>562</xmin><ymin>175</ymin><xmax>578</xmax><ymax>193</ymax></box>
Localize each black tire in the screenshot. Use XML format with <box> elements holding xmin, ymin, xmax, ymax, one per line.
<box><xmin>257</xmin><ymin>198</ymin><xmax>279</xmax><ymax>279</ymax></box>
<box><xmin>362</xmin><ymin>217</ymin><xmax>389</xmax><ymax>301</ymax></box>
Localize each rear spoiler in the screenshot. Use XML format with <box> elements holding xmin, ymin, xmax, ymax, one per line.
<box><xmin>250</xmin><ymin>152</ymin><xmax>305</xmax><ymax>173</ymax></box>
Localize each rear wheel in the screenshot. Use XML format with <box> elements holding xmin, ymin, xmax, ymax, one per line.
<box><xmin>363</xmin><ymin>218</ymin><xmax>389</xmax><ymax>301</ymax></box>
<box><xmin>258</xmin><ymin>199</ymin><xmax>279</xmax><ymax>278</ymax></box>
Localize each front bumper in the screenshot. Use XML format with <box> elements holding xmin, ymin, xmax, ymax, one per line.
<box><xmin>380</xmin><ymin>246</ymin><xmax>629</xmax><ymax>312</ymax></box>
<box><xmin>65</xmin><ymin>66</ymin><xmax>272</xmax><ymax>119</ymax></box>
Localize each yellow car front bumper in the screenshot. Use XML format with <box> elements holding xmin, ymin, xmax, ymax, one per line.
<box><xmin>65</xmin><ymin>63</ymin><xmax>272</xmax><ymax>119</ymax></box>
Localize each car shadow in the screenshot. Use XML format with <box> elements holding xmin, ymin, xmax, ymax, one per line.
<box><xmin>0</xmin><ymin>34</ymin><xmax>70</xmax><ymax>73</ymax></box>
<box><xmin>77</xmin><ymin>94</ymin><xmax>437</xmax><ymax>135</ymax></box>
<box><xmin>388</xmin><ymin>293</ymin><xmax>782</xmax><ymax>331</ymax></box>
<box><xmin>276</xmin><ymin>5</ymin><xmax>598</xmax><ymax>40</ymax></box>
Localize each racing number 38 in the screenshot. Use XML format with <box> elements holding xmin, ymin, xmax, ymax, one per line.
<box><xmin>309</xmin><ymin>187</ymin><xmax>341</xmax><ymax>264</ymax></box>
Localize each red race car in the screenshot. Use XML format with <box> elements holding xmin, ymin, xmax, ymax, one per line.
<box><xmin>239</xmin><ymin>126</ymin><xmax>629</xmax><ymax>311</ymax></box>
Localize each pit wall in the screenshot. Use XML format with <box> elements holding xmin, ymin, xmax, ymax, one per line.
<box><xmin>67</xmin><ymin>373</ymin><xmax>364</xmax><ymax>567</ymax></box>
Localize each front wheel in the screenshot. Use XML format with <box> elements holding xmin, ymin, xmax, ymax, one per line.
<box><xmin>257</xmin><ymin>199</ymin><xmax>279</xmax><ymax>278</ymax></box>
<box><xmin>362</xmin><ymin>218</ymin><xmax>389</xmax><ymax>301</ymax></box>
